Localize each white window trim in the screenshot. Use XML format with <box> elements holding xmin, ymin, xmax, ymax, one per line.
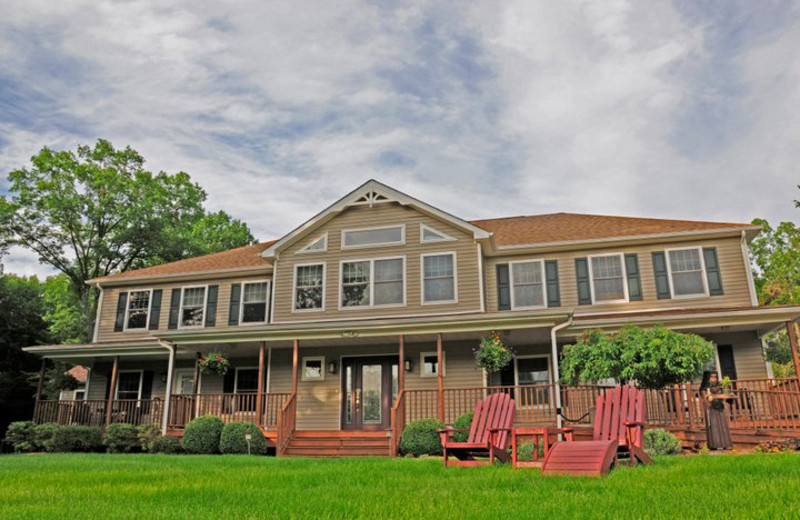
<box><xmin>420</xmin><ymin>351</ymin><xmax>445</xmax><ymax>378</ymax></box>
<box><xmin>338</xmin><ymin>255</ymin><xmax>407</xmax><ymax>310</ymax></box>
<box><xmin>665</xmin><ymin>246</ymin><xmax>710</xmax><ymax>299</ymax></box>
<box><xmin>420</xmin><ymin>223</ymin><xmax>456</xmax><ymax>243</ymax></box>
<box><xmin>292</xmin><ymin>262</ymin><xmax>326</xmax><ymax>312</ymax></box>
<box><xmin>178</xmin><ymin>285</ymin><xmax>208</xmax><ymax>329</ymax></box>
<box><xmin>514</xmin><ymin>354</ymin><xmax>552</xmax><ymax>409</ymax></box>
<box><xmin>114</xmin><ymin>370</ymin><xmax>144</xmax><ymax>400</ymax></box>
<box><xmin>233</xmin><ymin>366</ymin><xmax>260</xmax><ymax>393</ymax></box>
<box><xmin>509</xmin><ymin>259</ymin><xmax>548</xmax><ymax>310</ymax></box>
<box><xmin>301</xmin><ymin>356</ymin><xmax>326</xmax><ymax>381</ymax></box>
<box><xmin>123</xmin><ymin>288</ymin><xmax>154</xmax><ymax>332</ymax></box>
<box><xmin>239</xmin><ymin>280</ymin><xmax>271</xmax><ymax>325</ymax></box>
<box><xmin>172</xmin><ymin>369</ymin><xmax>195</xmax><ymax>396</ymax></box>
<box><xmin>588</xmin><ymin>253</ymin><xmax>629</xmax><ymax>304</ymax></box>
<box><xmin>341</xmin><ymin>224</ymin><xmax>406</xmax><ymax>250</ymax></box>
<box><xmin>73</xmin><ymin>388</ymin><xmax>86</xmax><ymax>401</ymax></box>
<box><xmin>420</xmin><ymin>251</ymin><xmax>458</xmax><ymax>305</ymax></box>
<box><xmin>297</xmin><ymin>232</ymin><xmax>328</xmax><ymax>254</ymax></box>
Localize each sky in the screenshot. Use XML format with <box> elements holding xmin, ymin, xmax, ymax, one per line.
<box><xmin>1</xmin><ymin>0</ymin><xmax>799</xmax><ymax>278</ymax></box>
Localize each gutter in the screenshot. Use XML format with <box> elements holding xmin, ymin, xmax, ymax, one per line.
<box><xmin>550</xmin><ymin>314</ymin><xmax>573</xmax><ymax>429</ymax></box>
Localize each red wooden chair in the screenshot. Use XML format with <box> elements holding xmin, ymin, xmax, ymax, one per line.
<box><xmin>542</xmin><ymin>386</ymin><xmax>652</xmax><ymax>476</ymax></box>
<box><xmin>438</xmin><ymin>392</ymin><xmax>515</xmax><ymax>467</ymax></box>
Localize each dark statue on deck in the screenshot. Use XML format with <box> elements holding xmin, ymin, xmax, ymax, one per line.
<box><xmin>700</xmin><ymin>371</ymin><xmax>733</xmax><ymax>450</ymax></box>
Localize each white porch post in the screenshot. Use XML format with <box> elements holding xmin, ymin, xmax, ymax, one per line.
<box><xmin>551</xmin><ymin>317</ymin><xmax>573</xmax><ymax>429</ymax></box>
<box><xmin>160</xmin><ymin>342</ymin><xmax>177</xmax><ymax>435</ymax></box>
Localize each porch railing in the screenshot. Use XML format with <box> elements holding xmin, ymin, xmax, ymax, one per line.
<box><xmin>390</xmin><ymin>390</ymin><xmax>406</xmax><ymax>456</ymax></box>
<box><xmin>276</xmin><ymin>393</ymin><xmax>297</xmax><ymax>456</ymax></box>
<box><xmin>168</xmin><ymin>392</ymin><xmax>291</xmax><ymax>430</ymax></box>
<box><xmin>33</xmin><ymin>399</ymin><xmax>163</xmax><ymax>428</ymax></box>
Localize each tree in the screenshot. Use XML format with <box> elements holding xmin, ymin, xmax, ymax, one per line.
<box><xmin>0</xmin><ymin>139</ymin><xmax>255</xmax><ymax>341</ymax></box>
<box><xmin>749</xmin><ymin>218</ymin><xmax>800</xmax><ymax>305</ymax></box>
<box><xmin>560</xmin><ymin>325</ymin><xmax>715</xmax><ymax>389</ymax></box>
<box><xmin>42</xmin><ymin>274</ymin><xmax>87</xmax><ymax>345</ymax></box>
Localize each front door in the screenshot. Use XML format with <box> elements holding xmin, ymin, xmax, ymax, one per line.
<box><xmin>341</xmin><ymin>356</ymin><xmax>398</xmax><ymax>431</ymax></box>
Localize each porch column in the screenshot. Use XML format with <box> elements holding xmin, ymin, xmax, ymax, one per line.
<box><xmin>105</xmin><ymin>356</ymin><xmax>119</xmax><ymax>426</ymax></box>
<box><xmin>256</xmin><ymin>343</ymin><xmax>265</xmax><ymax>427</ymax></box>
<box><xmin>291</xmin><ymin>339</ymin><xmax>299</xmax><ymax>395</ymax></box>
<box><xmin>191</xmin><ymin>352</ymin><xmax>201</xmax><ymax>395</ymax></box>
<box><xmin>437</xmin><ymin>333</ymin><xmax>444</xmax><ymax>423</ymax></box>
<box><xmin>787</xmin><ymin>321</ymin><xmax>800</xmax><ymax>378</ymax></box>
<box><xmin>398</xmin><ymin>334</ymin><xmax>405</xmax><ymax>393</ymax></box>
<box><xmin>33</xmin><ymin>359</ymin><xmax>46</xmax><ymax>422</ymax></box>
<box><xmin>161</xmin><ymin>343</ymin><xmax>177</xmax><ymax>435</ymax></box>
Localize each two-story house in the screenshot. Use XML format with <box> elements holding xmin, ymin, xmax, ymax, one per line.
<box><xmin>25</xmin><ymin>180</ymin><xmax>800</xmax><ymax>455</ymax></box>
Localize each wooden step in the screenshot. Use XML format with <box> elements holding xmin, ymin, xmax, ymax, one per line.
<box><xmin>282</xmin><ymin>430</ymin><xmax>392</xmax><ymax>457</ymax></box>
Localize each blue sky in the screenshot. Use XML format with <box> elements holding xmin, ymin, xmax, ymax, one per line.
<box><xmin>1</xmin><ymin>0</ymin><xmax>799</xmax><ymax>277</ymax></box>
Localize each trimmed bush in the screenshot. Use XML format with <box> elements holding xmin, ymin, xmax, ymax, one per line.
<box><xmin>150</xmin><ymin>435</ymin><xmax>184</xmax><ymax>454</ymax></box>
<box><xmin>104</xmin><ymin>423</ymin><xmax>140</xmax><ymax>453</ymax></box>
<box><xmin>6</xmin><ymin>421</ymin><xmax>37</xmax><ymax>453</ymax></box>
<box><xmin>453</xmin><ymin>412</ymin><xmax>474</xmax><ymax>442</ymax></box>
<box><xmin>220</xmin><ymin>422</ymin><xmax>267</xmax><ymax>455</ymax></box>
<box><xmin>138</xmin><ymin>423</ymin><xmax>160</xmax><ymax>452</ymax></box>
<box><xmin>181</xmin><ymin>415</ymin><xmax>224</xmax><ymax>454</ymax></box>
<box><xmin>33</xmin><ymin>423</ymin><xmax>60</xmax><ymax>452</ymax></box>
<box><xmin>400</xmin><ymin>418</ymin><xmax>444</xmax><ymax>457</ymax></box>
<box><xmin>644</xmin><ymin>429</ymin><xmax>682</xmax><ymax>457</ymax></box>
<box><xmin>49</xmin><ymin>425</ymin><xmax>103</xmax><ymax>453</ymax></box>
<box><xmin>515</xmin><ymin>440</ymin><xmax>544</xmax><ymax>461</ymax></box>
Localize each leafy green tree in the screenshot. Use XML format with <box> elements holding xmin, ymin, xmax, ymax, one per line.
<box><xmin>0</xmin><ymin>139</ymin><xmax>255</xmax><ymax>340</ymax></box>
<box><xmin>750</xmin><ymin>218</ymin><xmax>800</xmax><ymax>305</ymax></box>
<box><xmin>42</xmin><ymin>274</ymin><xmax>86</xmax><ymax>345</ymax></box>
<box><xmin>560</xmin><ymin>325</ymin><xmax>715</xmax><ymax>389</ymax></box>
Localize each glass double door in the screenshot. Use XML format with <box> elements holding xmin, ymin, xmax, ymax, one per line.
<box><xmin>341</xmin><ymin>356</ymin><xmax>398</xmax><ymax>431</ymax></box>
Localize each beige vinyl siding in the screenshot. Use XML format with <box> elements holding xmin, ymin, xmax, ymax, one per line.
<box><xmin>705</xmin><ymin>331</ymin><xmax>768</xmax><ymax>380</ymax></box>
<box><xmin>272</xmin><ymin>203</ymin><xmax>482</xmax><ymax>323</ymax></box>
<box><xmin>485</xmin><ymin>237</ymin><xmax>753</xmax><ymax>313</ymax></box>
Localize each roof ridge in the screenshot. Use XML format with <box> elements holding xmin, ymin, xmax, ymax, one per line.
<box><xmin>468</xmin><ymin>212</ymin><xmax>753</xmax><ymax>227</ymax></box>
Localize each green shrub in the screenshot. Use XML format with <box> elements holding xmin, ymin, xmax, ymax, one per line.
<box><xmin>150</xmin><ymin>435</ymin><xmax>184</xmax><ymax>454</ymax></box>
<box><xmin>644</xmin><ymin>429</ymin><xmax>682</xmax><ymax>457</ymax></box>
<box><xmin>220</xmin><ymin>422</ymin><xmax>267</xmax><ymax>455</ymax></box>
<box><xmin>181</xmin><ymin>415</ymin><xmax>224</xmax><ymax>454</ymax></box>
<box><xmin>104</xmin><ymin>423</ymin><xmax>141</xmax><ymax>453</ymax></box>
<box><xmin>453</xmin><ymin>412</ymin><xmax>474</xmax><ymax>442</ymax></box>
<box><xmin>49</xmin><ymin>425</ymin><xmax>103</xmax><ymax>453</ymax></box>
<box><xmin>515</xmin><ymin>440</ymin><xmax>544</xmax><ymax>461</ymax></box>
<box><xmin>33</xmin><ymin>423</ymin><xmax>60</xmax><ymax>452</ymax></box>
<box><xmin>6</xmin><ymin>421</ymin><xmax>37</xmax><ymax>453</ymax></box>
<box><xmin>400</xmin><ymin>418</ymin><xmax>444</xmax><ymax>457</ymax></box>
<box><xmin>138</xmin><ymin>423</ymin><xmax>161</xmax><ymax>452</ymax></box>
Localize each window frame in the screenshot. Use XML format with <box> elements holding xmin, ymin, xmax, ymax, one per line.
<box><xmin>238</xmin><ymin>280</ymin><xmax>271</xmax><ymax>325</ymax></box>
<box><xmin>233</xmin><ymin>366</ymin><xmax>260</xmax><ymax>394</ymax></box>
<box><xmin>114</xmin><ymin>370</ymin><xmax>144</xmax><ymax>400</ymax></box>
<box><xmin>420</xmin><ymin>351</ymin><xmax>446</xmax><ymax>378</ymax></box>
<box><xmin>513</xmin><ymin>354</ymin><xmax>552</xmax><ymax>408</ymax></box>
<box><xmin>123</xmin><ymin>288</ymin><xmax>153</xmax><ymax>332</ymax></box>
<box><xmin>587</xmin><ymin>253</ymin><xmax>629</xmax><ymax>304</ymax></box>
<box><xmin>420</xmin><ymin>251</ymin><xmax>458</xmax><ymax>305</ymax></box>
<box><xmin>297</xmin><ymin>232</ymin><xmax>328</xmax><ymax>254</ymax></box>
<box><xmin>293</xmin><ymin>262</ymin><xmax>327</xmax><ymax>312</ymax></box>
<box><xmin>338</xmin><ymin>255</ymin><xmax>407</xmax><ymax>310</ymax></box>
<box><xmin>341</xmin><ymin>224</ymin><xmax>406</xmax><ymax>250</ymax></box>
<box><xmin>420</xmin><ymin>223</ymin><xmax>455</xmax><ymax>243</ymax></box>
<box><xmin>665</xmin><ymin>246</ymin><xmax>710</xmax><ymax>299</ymax></box>
<box><xmin>301</xmin><ymin>356</ymin><xmax>326</xmax><ymax>381</ymax></box>
<box><xmin>178</xmin><ymin>285</ymin><xmax>208</xmax><ymax>329</ymax></box>
<box><xmin>509</xmin><ymin>259</ymin><xmax>547</xmax><ymax>310</ymax></box>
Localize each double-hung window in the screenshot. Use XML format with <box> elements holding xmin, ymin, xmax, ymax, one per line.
<box><xmin>115</xmin><ymin>371</ymin><xmax>143</xmax><ymax>400</ymax></box>
<box><xmin>125</xmin><ymin>290</ymin><xmax>151</xmax><ymax>330</ymax></box>
<box><xmin>510</xmin><ymin>260</ymin><xmax>545</xmax><ymax>309</ymax></box>
<box><xmin>589</xmin><ymin>254</ymin><xmax>627</xmax><ymax>303</ymax></box>
<box><xmin>180</xmin><ymin>287</ymin><xmax>206</xmax><ymax>327</ymax></box>
<box><xmin>422</xmin><ymin>253</ymin><xmax>457</xmax><ymax>303</ymax></box>
<box><xmin>341</xmin><ymin>257</ymin><xmax>405</xmax><ymax>308</ymax></box>
<box><xmin>241</xmin><ymin>281</ymin><xmax>269</xmax><ymax>323</ymax></box>
<box><xmin>667</xmin><ymin>248</ymin><xmax>708</xmax><ymax>297</ymax></box>
<box><xmin>295</xmin><ymin>264</ymin><xmax>325</xmax><ymax>310</ymax></box>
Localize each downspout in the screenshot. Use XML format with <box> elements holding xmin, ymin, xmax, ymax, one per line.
<box><xmin>92</xmin><ymin>283</ymin><xmax>104</xmax><ymax>343</ymax></box>
<box><xmin>550</xmin><ymin>314</ymin><xmax>573</xmax><ymax>429</ymax></box>
<box><xmin>159</xmin><ymin>341</ymin><xmax>177</xmax><ymax>435</ymax></box>
<box><xmin>741</xmin><ymin>230</ymin><xmax>759</xmax><ymax>307</ymax></box>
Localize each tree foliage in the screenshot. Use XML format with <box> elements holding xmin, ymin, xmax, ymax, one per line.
<box><xmin>560</xmin><ymin>325</ymin><xmax>715</xmax><ymax>389</ymax></box>
<box><xmin>750</xmin><ymin>218</ymin><xmax>800</xmax><ymax>305</ymax></box>
<box><xmin>42</xmin><ymin>274</ymin><xmax>86</xmax><ymax>345</ymax></box>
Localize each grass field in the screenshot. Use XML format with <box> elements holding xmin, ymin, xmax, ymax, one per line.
<box><xmin>1</xmin><ymin>453</ymin><xmax>799</xmax><ymax>519</ymax></box>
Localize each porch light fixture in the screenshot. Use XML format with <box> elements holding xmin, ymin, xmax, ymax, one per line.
<box><xmin>404</xmin><ymin>358</ymin><xmax>414</xmax><ymax>373</ymax></box>
<box><xmin>160</xmin><ymin>373</ymin><xmax>167</xmax><ymax>384</ymax></box>
<box><xmin>328</xmin><ymin>360</ymin><xmax>338</xmax><ymax>374</ymax></box>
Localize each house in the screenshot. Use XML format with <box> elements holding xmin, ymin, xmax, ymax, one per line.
<box><xmin>24</xmin><ymin>180</ymin><xmax>800</xmax><ymax>455</ymax></box>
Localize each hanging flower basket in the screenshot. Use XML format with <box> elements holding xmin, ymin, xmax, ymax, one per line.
<box><xmin>198</xmin><ymin>352</ymin><xmax>230</xmax><ymax>376</ymax></box>
<box><xmin>473</xmin><ymin>330</ymin><xmax>516</xmax><ymax>373</ymax></box>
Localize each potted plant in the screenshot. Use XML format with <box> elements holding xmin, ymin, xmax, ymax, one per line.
<box><xmin>473</xmin><ymin>330</ymin><xmax>516</xmax><ymax>373</ymax></box>
<box><xmin>198</xmin><ymin>352</ymin><xmax>230</xmax><ymax>376</ymax></box>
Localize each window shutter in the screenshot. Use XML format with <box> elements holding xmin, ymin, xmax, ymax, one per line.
<box><xmin>545</xmin><ymin>260</ymin><xmax>561</xmax><ymax>308</ymax></box>
<box><xmin>148</xmin><ymin>290</ymin><xmax>163</xmax><ymax>330</ymax></box>
<box><xmin>205</xmin><ymin>285</ymin><xmax>219</xmax><ymax>328</ymax></box>
<box><xmin>496</xmin><ymin>264</ymin><xmax>511</xmax><ymax>310</ymax></box>
<box><xmin>141</xmin><ymin>371</ymin><xmax>154</xmax><ymax>400</ymax></box>
<box><xmin>652</xmin><ymin>252</ymin><xmax>672</xmax><ymax>299</ymax></box>
<box><xmin>168</xmin><ymin>289</ymin><xmax>181</xmax><ymax>330</ymax></box>
<box><xmin>113</xmin><ymin>292</ymin><xmax>129</xmax><ymax>332</ymax></box>
<box><xmin>575</xmin><ymin>258</ymin><xmax>592</xmax><ymax>305</ymax></box>
<box><xmin>624</xmin><ymin>254</ymin><xmax>643</xmax><ymax>301</ymax></box>
<box><xmin>228</xmin><ymin>283</ymin><xmax>241</xmax><ymax>326</ymax></box>
<box><xmin>223</xmin><ymin>369</ymin><xmax>236</xmax><ymax>394</ymax></box>
<box><xmin>703</xmin><ymin>247</ymin><xmax>724</xmax><ymax>295</ymax></box>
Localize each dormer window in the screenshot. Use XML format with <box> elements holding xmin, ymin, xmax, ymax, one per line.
<box><xmin>420</xmin><ymin>224</ymin><xmax>455</xmax><ymax>243</ymax></box>
<box><xmin>342</xmin><ymin>225</ymin><xmax>404</xmax><ymax>249</ymax></box>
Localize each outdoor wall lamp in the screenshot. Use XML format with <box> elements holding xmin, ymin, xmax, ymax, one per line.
<box><xmin>404</xmin><ymin>358</ymin><xmax>414</xmax><ymax>373</ymax></box>
<box><xmin>328</xmin><ymin>361</ymin><xmax>338</xmax><ymax>374</ymax></box>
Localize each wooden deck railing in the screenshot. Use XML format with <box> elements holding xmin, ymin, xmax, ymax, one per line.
<box><xmin>109</xmin><ymin>399</ymin><xmax>164</xmax><ymax>427</ymax></box>
<box><xmin>390</xmin><ymin>390</ymin><xmax>406</xmax><ymax>456</ymax></box>
<box><xmin>34</xmin><ymin>399</ymin><xmax>108</xmax><ymax>427</ymax></box>
<box><xmin>276</xmin><ymin>393</ymin><xmax>297</xmax><ymax>456</ymax></box>
<box><xmin>168</xmin><ymin>393</ymin><xmax>291</xmax><ymax>429</ymax></box>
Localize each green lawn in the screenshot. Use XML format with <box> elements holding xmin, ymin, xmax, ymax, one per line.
<box><xmin>1</xmin><ymin>453</ymin><xmax>798</xmax><ymax>519</ymax></box>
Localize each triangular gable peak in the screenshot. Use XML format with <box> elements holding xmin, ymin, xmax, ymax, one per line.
<box><xmin>261</xmin><ymin>179</ymin><xmax>491</xmax><ymax>258</ymax></box>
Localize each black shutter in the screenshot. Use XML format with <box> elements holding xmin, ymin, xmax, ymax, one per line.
<box><xmin>652</xmin><ymin>252</ymin><xmax>672</xmax><ymax>299</ymax></box>
<box><xmin>575</xmin><ymin>258</ymin><xmax>592</xmax><ymax>305</ymax></box>
<box><xmin>223</xmin><ymin>369</ymin><xmax>236</xmax><ymax>394</ymax></box>
<box><xmin>168</xmin><ymin>289</ymin><xmax>181</xmax><ymax>330</ymax></box>
<box><xmin>148</xmin><ymin>290</ymin><xmax>163</xmax><ymax>330</ymax></box>
<box><xmin>496</xmin><ymin>264</ymin><xmax>511</xmax><ymax>310</ymax></box>
<box><xmin>205</xmin><ymin>285</ymin><xmax>218</xmax><ymax>327</ymax></box>
<box><xmin>113</xmin><ymin>292</ymin><xmax>129</xmax><ymax>332</ymax></box>
<box><xmin>228</xmin><ymin>283</ymin><xmax>241</xmax><ymax>326</ymax></box>
<box><xmin>625</xmin><ymin>254</ymin><xmax>643</xmax><ymax>301</ymax></box>
<box><xmin>703</xmin><ymin>247</ymin><xmax>724</xmax><ymax>295</ymax></box>
<box><xmin>545</xmin><ymin>260</ymin><xmax>560</xmax><ymax>308</ymax></box>
<box><xmin>140</xmin><ymin>371</ymin><xmax>154</xmax><ymax>400</ymax></box>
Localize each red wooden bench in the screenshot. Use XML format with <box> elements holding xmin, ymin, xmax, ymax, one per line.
<box><xmin>542</xmin><ymin>386</ymin><xmax>652</xmax><ymax>476</ymax></box>
<box><xmin>438</xmin><ymin>393</ymin><xmax>515</xmax><ymax>467</ymax></box>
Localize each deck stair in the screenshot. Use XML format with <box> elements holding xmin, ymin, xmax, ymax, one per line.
<box><xmin>282</xmin><ymin>431</ymin><xmax>392</xmax><ymax>457</ymax></box>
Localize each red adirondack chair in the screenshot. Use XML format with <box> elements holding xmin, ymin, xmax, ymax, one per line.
<box><xmin>438</xmin><ymin>393</ymin><xmax>515</xmax><ymax>467</ymax></box>
<box><xmin>542</xmin><ymin>386</ymin><xmax>652</xmax><ymax>476</ymax></box>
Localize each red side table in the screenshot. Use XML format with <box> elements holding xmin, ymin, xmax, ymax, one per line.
<box><xmin>511</xmin><ymin>426</ymin><xmax>561</xmax><ymax>469</ymax></box>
